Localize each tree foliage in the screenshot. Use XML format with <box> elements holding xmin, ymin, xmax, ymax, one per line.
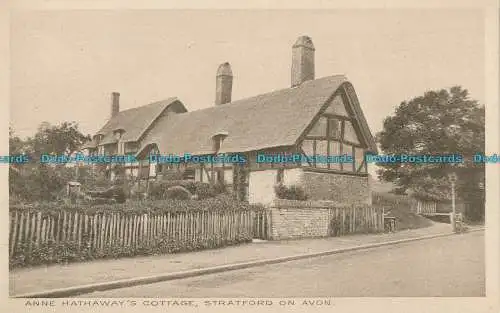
<box><xmin>376</xmin><ymin>86</ymin><xmax>485</xmax><ymax>220</ymax></box>
<box><xmin>9</xmin><ymin>122</ymin><xmax>91</xmax><ymax>202</ymax></box>
<box><xmin>23</xmin><ymin>121</ymin><xmax>91</xmax><ymax>160</ymax></box>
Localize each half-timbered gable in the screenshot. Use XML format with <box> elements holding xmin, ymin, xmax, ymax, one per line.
<box><xmin>299</xmin><ymin>85</ymin><xmax>370</xmax><ymax>175</ymax></box>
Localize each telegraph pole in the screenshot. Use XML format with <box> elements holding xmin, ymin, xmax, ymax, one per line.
<box><xmin>449</xmin><ymin>172</ymin><xmax>457</xmax><ymax>232</ymax></box>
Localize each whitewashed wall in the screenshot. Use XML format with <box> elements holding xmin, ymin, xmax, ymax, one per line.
<box><xmin>248</xmin><ymin>170</ymin><xmax>277</xmax><ymax>205</ymax></box>
<box><xmin>283</xmin><ymin>168</ymin><xmax>303</xmax><ymax>186</ymax></box>
<box><xmin>224</xmin><ymin>169</ymin><xmax>233</xmax><ymax>185</ymax></box>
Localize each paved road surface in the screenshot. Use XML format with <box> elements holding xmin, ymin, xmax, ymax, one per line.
<box><xmin>82</xmin><ymin>231</ymin><xmax>485</xmax><ymax>297</ymax></box>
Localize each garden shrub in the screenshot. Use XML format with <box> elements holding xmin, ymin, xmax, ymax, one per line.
<box><xmin>9</xmin><ymin>233</ymin><xmax>253</xmax><ymax>269</ymax></box>
<box><xmin>274</xmin><ymin>184</ymin><xmax>309</xmax><ymax>201</ymax></box>
<box><xmin>165</xmin><ymin>186</ymin><xmax>192</xmax><ymax>200</ymax></box>
<box><xmin>213</xmin><ymin>181</ymin><xmax>227</xmax><ymax>194</ymax></box>
<box><xmin>193</xmin><ymin>182</ymin><xmax>216</xmax><ymax>200</ymax></box>
<box><xmin>9</xmin><ymin>196</ymin><xmax>264</xmax><ymax>215</ymax></box>
<box><xmin>148</xmin><ymin>180</ymin><xmax>227</xmax><ymax>200</ymax></box>
<box><xmin>162</xmin><ymin>169</ymin><xmax>185</xmax><ymax>181</ymax></box>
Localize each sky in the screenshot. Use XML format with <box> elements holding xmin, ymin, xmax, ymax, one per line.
<box><xmin>9</xmin><ymin>9</ymin><xmax>485</xmax><ymax>176</ymax></box>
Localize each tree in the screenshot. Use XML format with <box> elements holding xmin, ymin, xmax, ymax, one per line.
<box><xmin>25</xmin><ymin>121</ymin><xmax>91</xmax><ymax>160</ymax></box>
<box><xmin>376</xmin><ymin>86</ymin><xmax>485</xmax><ymax>220</ymax></box>
<box><xmin>9</xmin><ymin>127</ymin><xmax>25</xmax><ymax>155</ymax></box>
<box><xmin>9</xmin><ymin>122</ymin><xmax>91</xmax><ymax>202</ymax></box>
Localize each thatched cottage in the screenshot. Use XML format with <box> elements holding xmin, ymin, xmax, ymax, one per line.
<box><xmin>83</xmin><ymin>36</ymin><xmax>378</xmax><ymax>205</ymax></box>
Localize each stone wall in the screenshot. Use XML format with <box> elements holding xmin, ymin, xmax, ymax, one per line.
<box><xmin>269</xmin><ymin>199</ymin><xmax>333</xmax><ymax>240</ymax></box>
<box><xmin>269</xmin><ymin>199</ymin><xmax>384</xmax><ymax>240</ymax></box>
<box><xmin>247</xmin><ymin>167</ymin><xmax>372</xmax><ymax>206</ymax></box>
<box><xmin>301</xmin><ymin>171</ymin><xmax>371</xmax><ymax>205</ymax></box>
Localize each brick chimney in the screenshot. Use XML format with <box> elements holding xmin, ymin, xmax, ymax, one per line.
<box><xmin>291</xmin><ymin>36</ymin><xmax>315</xmax><ymax>87</ymax></box>
<box><xmin>215</xmin><ymin>62</ymin><xmax>233</xmax><ymax>105</ymax></box>
<box><xmin>111</xmin><ymin>92</ymin><xmax>120</xmax><ymax>118</ymax></box>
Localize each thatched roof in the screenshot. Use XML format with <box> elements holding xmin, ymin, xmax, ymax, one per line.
<box><xmin>83</xmin><ymin>98</ymin><xmax>185</xmax><ymax>148</ymax></box>
<box><xmin>137</xmin><ymin>75</ymin><xmax>377</xmax><ymax>157</ymax></box>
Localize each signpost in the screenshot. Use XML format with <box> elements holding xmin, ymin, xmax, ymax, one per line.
<box><xmin>448</xmin><ymin>172</ymin><xmax>458</xmax><ymax>232</ymax></box>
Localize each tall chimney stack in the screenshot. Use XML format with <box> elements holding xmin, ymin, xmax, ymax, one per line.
<box><xmin>111</xmin><ymin>92</ymin><xmax>120</xmax><ymax>118</ymax></box>
<box><xmin>215</xmin><ymin>62</ymin><xmax>233</xmax><ymax>105</ymax></box>
<box><xmin>291</xmin><ymin>36</ymin><xmax>315</xmax><ymax>87</ymax></box>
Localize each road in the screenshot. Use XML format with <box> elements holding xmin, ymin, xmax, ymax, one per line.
<box><xmin>82</xmin><ymin>231</ymin><xmax>485</xmax><ymax>297</ymax></box>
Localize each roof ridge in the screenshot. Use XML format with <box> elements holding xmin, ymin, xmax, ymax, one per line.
<box><xmin>180</xmin><ymin>74</ymin><xmax>346</xmax><ymax>115</ymax></box>
<box><xmin>90</xmin><ymin>97</ymin><xmax>181</xmax><ymax>145</ymax></box>
<box><xmin>117</xmin><ymin>97</ymin><xmax>178</xmax><ymax>115</ymax></box>
<box><xmin>135</xmin><ymin>74</ymin><xmax>358</xmax><ymax>157</ymax></box>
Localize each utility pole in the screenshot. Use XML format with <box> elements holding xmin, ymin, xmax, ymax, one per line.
<box><xmin>449</xmin><ymin>172</ymin><xmax>458</xmax><ymax>232</ymax></box>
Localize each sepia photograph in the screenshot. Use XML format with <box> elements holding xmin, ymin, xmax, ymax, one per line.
<box><xmin>2</xmin><ymin>2</ymin><xmax>499</xmax><ymax>312</ymax></box>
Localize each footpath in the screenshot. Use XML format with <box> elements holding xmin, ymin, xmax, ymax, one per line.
<box><xmin>10</xmin><ymin>222</ymin><xmax>483</xmax><ymax>297</ymax></box>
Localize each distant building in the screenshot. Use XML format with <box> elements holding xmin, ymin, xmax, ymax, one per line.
<box><xmin>83</xmin><ymin>36</ymin><xmax>378</xmax><ymax>205</ymax></box>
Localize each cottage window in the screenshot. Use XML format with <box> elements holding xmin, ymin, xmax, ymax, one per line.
<box><xmin>212</xmin><ymin>132</ymin><xmax>228</xmax><ymax>153</ymax></box>
<box><xmin>224</xmin><ymin>169</ymin><xmax>233</xmax><ymax>185</ymax></box>
<box><xmin>316</xmin><ymin>140</ymin><xmax>328</xmax><ymax>168</ymax></box>
<box><xmin>328</xmin><ymin>119</ymin><xmax>341</xmax><ymax>139</ymax></box>
<box><xmin>342</xmin><ymin>143</ymin><xmax>355</xmax><ymax>172</ymax></box>
<box><xmin>118</xmin><ymin>142</ymin><xmax>125</xmax><ymax>154</ymax></box>
<box><xmin>329</xmin><ymin>141</ymin><xmax>341</xmax><ymax>170</ymax></box>
<box><xmin>125</xmin><ymin>142</ymin><xmax>138</xmax><ymax>155</ymax></box>
<box><xmin>113</xmin><ymin>129</ymin><xmax>125</xmax><ymax>142</ymax></box>
<box><xmin>183</xmin><ymin>168</ymin><xmax>195</xmax><ymax>180</ymax></box>
<box><xmin>195</xmin><ymin>168</ymin><xmax>202</xmax><ymax>182</ymax></box>
<box><xmin>138</xmin><ymin>159</ymin><xmax>149</xmax><ymax>179</ymax></box>
<box><xmin>94</xmin><ymin>134</ymin><xmax>104</xmax><ymax>144</ymax></box>
<box><xmin>149</xmin><ymin>162</ymin><xmax>157</xmax><ymax>177</ymax></box>
<box><xmin>213</xmin><ymin>138</ymin><xmax>222</xmax><ymax>151</ymax></box>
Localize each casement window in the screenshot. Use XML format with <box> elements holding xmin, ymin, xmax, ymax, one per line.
<box><xmin>148</xmin><ymin>146</ymin><xmax>160</xmax><ymax>177</ymax></box>
<box><xmin>212</xmin><ymin>132</ymin><xmax>228</xmax><ymax>153</ymax></box>
<box><xmin>315</xmin><ymin>140</ymin><xmax>328</xmax><ymax>168</ymax></box>
<box><xmin>329</xmin><ymin>141</ymin><xmax>341</xmax><ymax>170</ymax></box>
<box><xmin>327</xmin><ymin>119</ymin><xmax>341</xmax><ymax>139</ymax></box>
<box><xmin>183</xmin><ymin>168</ymin><xmax>196</xmax><ymax>180</ymax></box>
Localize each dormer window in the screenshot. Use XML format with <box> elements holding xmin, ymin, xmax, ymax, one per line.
<box><xmin>212</xmin><ymin>131</ymin><xmax>229</xmax><ymax>153</ymax></box>
<box><xmin>93</xmin><ymin>134</ymin><xmax>104</xmax><ymax>144</ymax></box>
<box><xmin>113</xmin><ymin>128</ymin><xmax>126</xmax><ymax>141</ymax></box>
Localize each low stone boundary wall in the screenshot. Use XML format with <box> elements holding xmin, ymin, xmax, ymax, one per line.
<box><xmin>269</xmin><ymin>199</ymin><xmax>384</xmax><ymax>240</ymax></box>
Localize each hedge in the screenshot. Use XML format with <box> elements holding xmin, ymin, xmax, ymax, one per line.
<box><xmin>10</xmin><ymin>234</ymin><xmax>253</xmax><ymax>268</ymax></box>
<box><xmin>10</xmin><ymin>195</ymin><xmax>266</xmax><ymax>217</ymax></box>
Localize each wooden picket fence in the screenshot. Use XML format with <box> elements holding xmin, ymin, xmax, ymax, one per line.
<box><xmin>416</xmin><ymin>200</ymin><xmax>437</xmax><ymax>215</ymax></box>
<box><xmin>328</xmin><ymin>206</ymin><xmax>385</xmax><ymax>236</ymax></box>
<box><xmin>252</xmin><ymin>209</ymin><xmax>272</xmax><ymax>240</ymax></box>
<box><xmin>9</xmin><ymin>209</ymin><xmax>257</xmax><ymax>257</ymax></box>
